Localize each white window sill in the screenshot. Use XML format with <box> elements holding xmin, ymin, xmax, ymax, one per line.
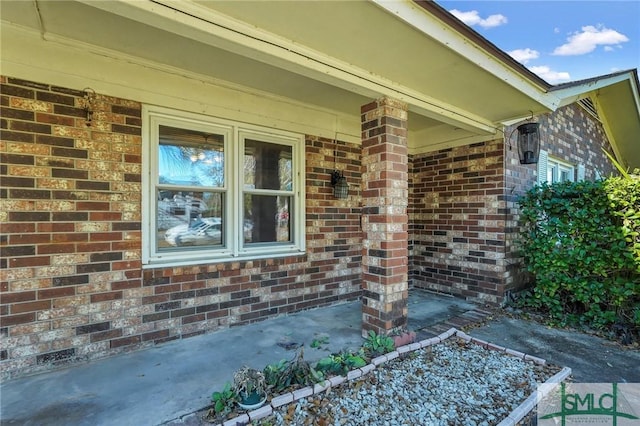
<box><xmin>142</xmin><ymin>248</ymin><xmax>307</xmax><ymax>269</ymax></box>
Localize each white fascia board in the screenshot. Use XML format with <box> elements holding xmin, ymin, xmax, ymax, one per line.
<box><xmin>76</xmin><ymin>0</ymin><xmax>498</xmax><ymax>135</ymax></box>
<box><xmin>629</xmin><ymin>76</ymin><xmax>640</xmax><ymax>117</ymax></box>
<box><xmin>552</xmin><ymin>72</ymin><xmax>638</xmax><ymax>107</ymax></box>
<box><xmin>372</xmin><ymin>0</ymin><xmax>561</xmax><ymax>111</ymax></box>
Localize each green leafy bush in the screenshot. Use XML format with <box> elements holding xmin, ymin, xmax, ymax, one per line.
<box><xmin>605</xmin><ymin>173</ymin><xmax>640</xmax><ymax>273</ymax></box>
<box><xmin>518</xmin><ymin>175</ymin><xmax>640</xmax><ymax>334</ymax></box>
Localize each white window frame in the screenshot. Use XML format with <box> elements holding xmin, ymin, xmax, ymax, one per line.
<box><xmin>142</xmin><ymin>105</ymin><xmax>305</xmax><ymax>267</ymax></box>
<box><xmin>548</xmin><ymin>158</ymin><xmax>574</xmax><ymax>183</ymax></box>
<box><xmin>538</xmin><ymin>150</ymin><xmax>575</xmax><ymax>184</ymax></box>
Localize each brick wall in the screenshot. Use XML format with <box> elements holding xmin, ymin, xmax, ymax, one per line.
<box><xmin>0</xmin><ymin>76</ymin><xmax>362</xmax><ymax>380</ymax></box>
<box><xmin>409</xmin><ymin>140</ymin><xmax>507</xmax><ymax>304</ymax></box>
<box><xmin>537</xmin><ymin>104</ymin><xmax>616</xmax><ymax>180</ymax></box>
<box><xmin>502</xmin><ymin>104</ymin><xmax>617</xmax><ymax>294</ymax></box>
<box><xmin>1</xmin><ymin>76</ymin><xmax>619</xmax><ymax>379</ymax></box>
<box><xmin>409</xmin><ymin>103</ymin><xmax>618</xmax><ymax>304</ymax></box>
<box><xmin>360</xmin><ymin>97</ymin><xmax>409</xmax><ymax>335</ymax></box>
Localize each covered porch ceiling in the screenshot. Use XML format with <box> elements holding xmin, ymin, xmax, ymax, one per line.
<box><xmin>2</xmin><ymin>0</ymin><xmax>558</xmax><ymax>152</ymax></box>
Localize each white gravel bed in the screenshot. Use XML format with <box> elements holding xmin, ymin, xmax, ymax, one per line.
<box><xmin>259</xmin><ymin>339</ymin><xmax>560</xmax><ymax>426</ymax></box>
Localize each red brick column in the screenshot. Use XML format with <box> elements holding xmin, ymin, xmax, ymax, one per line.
<box><xmin>360</xmin><ymin>97</ymin><xmax>409</xmax><ymax>336</ymax></box>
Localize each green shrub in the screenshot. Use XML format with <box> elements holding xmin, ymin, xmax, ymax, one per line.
<box><xmin>518</xmin><ymin>175</ymin><xmax>640</xmax><ymax>331</ymax></box>
<box><xmin>605</xmin><ymin>172</ymin><xmax>640</xmax><ymax>273</ymax></box>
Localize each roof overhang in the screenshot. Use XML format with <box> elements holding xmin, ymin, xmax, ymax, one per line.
<box><xmin>551</xmin><ymin>70</ymin><xmax>640</xmax><ymax>169</ymax></box>
<box><xmin>0</xmin><ymin>0</ymin><xmax>561</xmax><ymax>153</ymax></box>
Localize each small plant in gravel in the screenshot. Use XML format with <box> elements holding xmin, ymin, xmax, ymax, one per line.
<box><xmin>315</xmin><ymin>349</ymin><xmax>367</xmax><ymax>376</ymax></box>
<box><xmin>263</xmin><ymin>359</ymin><xmax>289</xmax><ymax>393</ymax></box>
<box><xmin>310</xmin><ymin>334</ymin><xmax>329</xmax><ymax>349</ymax></box>
<box><xmin>208</xmin><ymin>382</ymin><xmax>237</xmax><ymax>421</ymax></box>
<box><xmin>263</xmin><ymin>347</ymin><xmax>324</xmax><ymax>393</ymax></box>
<box><xmin>362</xmin><ymin>330</ymin><xmax>395</xmax><ymax>358</ymax></box>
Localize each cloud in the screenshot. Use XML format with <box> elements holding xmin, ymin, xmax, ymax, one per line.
<box><xmin>529</xmin><ymin>66</ymin><xmax>571</xmax><ymax>84</ymax></box>
<box><xmin>553</xmin><ymin>25</ymin><xmax>629</xmax><ymax>56</ymax></box>
<box><xmin>449</xmin><ymin>9</ymin><xmax>508</xmax><ymax>29</ymax></box>
<box><xmin>508</xmin><ymin>48</ymin><xmax>540</xmax><ymax>64</ymax></box>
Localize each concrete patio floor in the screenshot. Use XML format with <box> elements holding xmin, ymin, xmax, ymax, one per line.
<box><xmin>1</xmin><ymin>289</ymin><xmax>638</xmax><ymax>426</ymax></box>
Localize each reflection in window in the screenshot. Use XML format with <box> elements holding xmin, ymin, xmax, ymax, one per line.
<box><xmin>156</xmin><ymin>126</ymin><xmax>225</xmax><ymax>251</ymax></box>
<box><xmin>159</xmin><ymin>126</ymin><xmax>224</xmax><ymax>187</ymax></box>
<box><xmin>244</xmin><ymin>195</ymin><xmax>291</xmax><ymax>244</ymax></box>
<box><xmin>243</xmin><ymin>140</ymin><xmax>293</xmax><ymax>245</ymax></box>
<box><xmin>144</xmin><ymin>107</ymin><xmax>304</xmax><ymax>266</ymax></box>
<box><xmin>157</xmin><ymin>190</ymin><xmax>223</xmax><ymax>249</ymax></box>
<box><xmin>244</xmin><ymin>139</ymin><xmax>292</xmax><ymax>191</ymax></box>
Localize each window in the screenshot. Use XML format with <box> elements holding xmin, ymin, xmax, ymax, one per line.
<box><xmin>142</xmin><ymin>106</ymin><xmax>305</xmax><ymax>266</ymax></box>
<box><xmin>537</xmin><ymin>150</ymin><xmax>577</xmax><ymax>184</ymax></box>
<box><xmin>547</xmin><ymin>159</ymin><xmax>574</xmax><ymax>183</ymax></box>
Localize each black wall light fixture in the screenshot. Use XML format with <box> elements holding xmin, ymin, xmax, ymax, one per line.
<box><xmin>331</xmin><ymin>170</ymin><xmax>349</xmax><ymax>199</ymax></box>
<box><xmin>509</xmin><ymin>113</ymin><xmax>541</xmax><ymax>164</ymax></box>
<box><xmin>516</xmin><ymin>122</ymin><xmax>541</xmax><ymax>164</ymax></box>
<box><xmin>81</xmin><ymin>87</ymin><xmax>96</xmax><ymax>127</ymax></box>
<box><xmin>331</xmin><ymin>138</ymin><xmax>349</xmax><ymax>199</ymax></box>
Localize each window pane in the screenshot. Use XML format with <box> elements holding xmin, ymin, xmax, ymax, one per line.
<box><xmin>159</xmin><ymin>125</ymin><xmax>225</xmax><ymax>187</ymax></box>
<box><xmin>547</xmin><ymin>167</ymin><xmax>554</xmax><ymax>183</ymax></box>
<box><xmin>243</xmin><ymin>195</ymin><xmax>291</xmax><ymax>243</ymax></box>
<box><xmin>157</xmin><ymin>190</ymin><xmax>224</xmax><ymax>249</ymax></box>
<box><xmin>244</xmin><ymin>139</ymin><xmax>292</xmax><ymax>191</ymax></box>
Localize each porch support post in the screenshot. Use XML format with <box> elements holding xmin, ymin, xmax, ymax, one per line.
<box><xmin>360</xmin><ymin>96</ymin><xmax>409</xmax><ymax>337</ymax></box>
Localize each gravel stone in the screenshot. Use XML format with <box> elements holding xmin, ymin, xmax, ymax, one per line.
<box><xmin>257</xmin><ymin>339</ymin><xmax>562</xmax><ymax>425</ymax></box>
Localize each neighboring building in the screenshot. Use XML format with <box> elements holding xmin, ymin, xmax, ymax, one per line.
<box><xmin>1</xmin><ymin>1</ymin><xmax>639</xmax><ymax>379</ymax></box>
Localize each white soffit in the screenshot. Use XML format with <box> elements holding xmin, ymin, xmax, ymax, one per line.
<box><xmin>77</xmin><ymin>0</ymin><xmax>514</xmax><ymax>134</ymax></box>
<box><xmin>2</xmin><ymin>0</ymin><xmax>569</xmax><ymax>152</ymax></box>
